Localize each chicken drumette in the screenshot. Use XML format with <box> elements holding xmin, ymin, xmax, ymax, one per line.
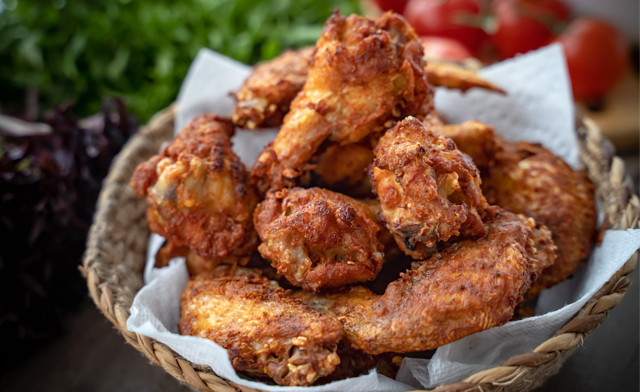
<box><xmin>232</xmin><ymin>47</ymin><xmax>313</xmax><ymax>129</ymax></box>
<box><xmin>254</xmin><ymin>187</ymin><xmax>386</xmax><ymax>292</ymax></box>
<box><xmin>130</xmin><ymin>115</ymin><xmax>258</xmax><ymax>273</ymax></box>
<box><xmin>370</xmin><ymin>117</ymin><xmax>488</xmax><ymax>259</ymax></box>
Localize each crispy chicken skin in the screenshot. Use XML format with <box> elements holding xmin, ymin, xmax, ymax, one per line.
<box><xmin>295</xmin><ymin>208</ymin><xmax>556</xmax><ymax>354</ymax></box>
<box><xmin>370</xmin><ymin>117</ymin><xmax>488</xmax><ymax>259</ymax></box>
<box><xmin>232</xmin><ymin>47</ymin><xmax>503</xmax><ymax>132</ymax></box>
<box><xmin>311</xmin><ymin>142</ymin><xmax>375</xmax><ymax>197</ymax></box>
<box><xmin>251</xmin><ymin>11</ymin><xmax>431</xmax><ymax>194</ymax></box>
<box><xmin>433</xmin><ymin>120</ymin><xmax>597</xmax><ymax>296</ymax></box>
<box><xmin>254</xmin><ymin>187</ymin><xmax>385</xmax><ymax>292</ymax></box>
<box><xmin>130</xmin><ymin>115</ymin><xmax>258</xmax><ymax>267</ymax></box>
<box><xmin>232</xmin><ymin>47</ymin><xmax>313</xmax><ymax>129</ymax></box>
<box><xmin>436</xmin><ymin>120</ymin><xmax>499</xmax><ymax>170</ymax></box>
<box><xmin>179</xmin><ymin>272</ymin><xmax>343</xmax><ymax>386</ymax></box>
<box><xmin>316</xmin><ymin>344</ymin><xmax>378</xmax><ymax>383</ymax></box>
<box><xmin>425</xmin><ymin>62</ymin><xmax>505</xmax><ymax>94</ymax></box>
<box><xmin>482</xmin><ymin>140</ymin><xmax>596</xmax><ymax>296</ymax></box>
<box><xmin>154</xmin><ymin>240</ymin><xmax>246</xmax><ymax>276</ymax></box>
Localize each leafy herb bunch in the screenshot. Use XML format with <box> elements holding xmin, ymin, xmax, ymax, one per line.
<box><xmin>0</xmin><ymin>0</ymin><xmax>360</xmax><ymax>122</ymax></box>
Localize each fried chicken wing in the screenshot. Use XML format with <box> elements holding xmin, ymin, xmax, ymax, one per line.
<box><xmin>370</xmin><ymin>117</ymin><xmax>488</xmax><ymax>259</ymax></box>
<box><xmin>232</xmin><ymin>47</ymin><xmax>313</xmax><ymax>129</ymax></box>
<box><xmin>130</xmin><ymin>115</ymin><xmax>258</xmax><ymax>268</ymax></box>
<box><xmin>231</xmin><ymin>49</ymin><xmax>503</xmax><ymax>133</ymax></box>
<box><xmin>254</xmin><ymin>187</ymin><xmax>385</xmax><ymax>292</ymax></box>
<box><xmin>295</xmin><ymin>208</ymin><xmax>556</xmax><ymax>354</ymax></box>
<box><xmin>425</xmin><ymin>62</ymin><xmax>506</xmax><ymax>94</ymax></box>
<box><xmin>432</xmin><ymin>120</ymin><xmax>597</xmax><ymax>296</ymax></box>
<box><xmin>179</xmin><ymin>272</ymin><xmax>343</xmax><ymax>386</ymax></box>
<box><xmin>482</xmin><ymin>140</ymin><xmax>597</xmax><ymax>296</ymax></box>
<box><xmin>251</xmin><ymin>11</ymin><xmax>431</xmax><ymax>193</ymax></box>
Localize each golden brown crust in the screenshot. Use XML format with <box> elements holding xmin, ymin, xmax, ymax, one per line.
<box><xmin>370</xmin><ymin>117</ymin><xmax>488</xmax><ymax>259</ymax></box>
<box><xmin>154</xmin><ymin>240</ymin><xmax>249</xmax><ymax>276</ymax></box>
<box><xmin>316</xmin><ymin>343</ymin><xmax>378</xmax><ymax>384</ymax></box>
<box><xmin>134</xmin><ymin>11</ymin><xmax>596</xmax><ymax>387</ymax></box>
<box><xmin>431</xmin><ymin>121</ymin><xmax>597</xmax><ymax>296</ymax></box>
<box><xmin>425</xmin><ymin>62</ymin><xmax>506</xmax><ymax>94</ymax></box>
<box><xmin>304</xmin><ymin>131</ymin><xmax>383</xmax><ymax>199</ymax></box>
<box><xmin>130</xmin><ymin>115</ymin><xmax>258</xmax><ymax>268</ymax></box>
<box><xmin>251</xmin><ymin>11</ymin><xmax>431</xmax><ymax>194</ymax></box>
<box><xmin>296</xmin><ymin>208</ymin><xmax>556</xmax><ymax>354</ymax></box>
<box><xmin>179</xmin><ymin>273</ymin><xmax>344</xmax><ymax>386</ymax></box>
<box><xmin>232</xmin><ymin>47</ymin><xmax>314</xmax><ymax>129</ymax></box>
<box><xmin>482</xmin><ymin>140</ymin><xmax>597</xmax><ymax>296</ymax></box>
<box><xmin>254</xmin><ymin>187</ymin><xmax>385</xmax><ymax>292</ymax></box>
<box><xmin>231</xmin><ymin>49</ymin><xmax>503</xmax><ymax>135</ymax></box>
<box><xmin>436</xmin><ymin>120</ymin><xmax>499</xmax><ymax>170</ymax></box>
<box><xmin>311</xmin><ymin>142</ymin><xmax>375</xmax><ymax>197</ymax></box>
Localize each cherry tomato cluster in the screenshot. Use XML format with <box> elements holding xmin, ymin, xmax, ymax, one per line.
<box><xmin>374</xmin><ymin>0</ymin><xmax>629</xmax><ymax>101</ymax></box>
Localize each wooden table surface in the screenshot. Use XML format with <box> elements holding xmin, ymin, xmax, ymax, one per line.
<box><xmin>581</xmin><ymin>71</ymin><xmax>640</xmax><ymax>154</ymax></box>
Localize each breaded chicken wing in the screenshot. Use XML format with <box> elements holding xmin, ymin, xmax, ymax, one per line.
<box><xmin>254</xmin><ymin>187</ymin><xmax>385</xmax><ymax>292</ymax></box>
<box><xmin>179</xmin><ymin>272</ymin><xmax>343</xmax><ymax>386</ymax></box>
<box><xmin>232</xmin><ymin>47</ymin><xmax>313</xmax><ymax>129</ymax></box>
<box><xmin>295</xmin><ymin>208</ymin><xmax>556</xmax><ymax>354</ymax></box>
<box><xmin>425</xmin><ymin>62</ymin><xmax>505</xmax><ymax>94</ymax></box>
<box><xmin>232</xmin><ymin>49</ymin><xmax>503</xmax><ymax>132</ymax></box>
<box><xmin>482</xmin><ymin>140</ymin><xmax>597</xmax><ymax>296</ymax></box>
<box><xmin>130</xmin><ymin>115</ymin><xmax>258</xmax><ymax>268</ymax></box>
<box><xmin>370</xmin><ymin>117</ymin><xmax>488</xmax><ymax>259</ymax></box>
<box><xmin>251</xmin><ymin>11</ymin><xmax>431</xmax><ymax>194</ymax></box>
<box><xmin>433</xmin><ymin>121</ymin><xmax>597</xmax><ymax>296</ymax></box>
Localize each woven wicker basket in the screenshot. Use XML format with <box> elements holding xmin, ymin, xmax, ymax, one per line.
<box><xmin>81</xmin><ymin>105</ymin><xmax>639</xmax><ymax>392</ymax></box>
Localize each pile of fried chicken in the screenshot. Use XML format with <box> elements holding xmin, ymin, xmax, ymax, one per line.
<box><xmin>130</xmin><ymin>11</ymin><xmax>596</xmax><ymax>387</ymax></box>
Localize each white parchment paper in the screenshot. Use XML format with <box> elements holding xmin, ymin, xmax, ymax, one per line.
<box><xmin>128</xmin><ymin>44</ymin><xmax>640</xmax><ymax>391</ymax></box>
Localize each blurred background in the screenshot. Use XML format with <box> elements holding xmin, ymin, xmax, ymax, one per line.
<box><xmin>0</xmin><ymin>0</ymin><xmax>637</xmax><ymax>391</ymax></box>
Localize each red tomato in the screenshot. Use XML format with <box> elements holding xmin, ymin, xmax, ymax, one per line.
<box><xmin>404</xmin><ymin>0</ymin><xmax>488</xmax><ymax>51</ymax></box>
<box><xmin>421</xmin><ymin>36</ymin><xmax>474</xmax><ymax>61</ymax></box>
<box><xmin>558</xmin><ymin>18</ymin><xmax>628</xmax><ymax>101</ymax></box>
<box><xmin>491</xmin><ymin>0</ymin><xmax>571</xmax><ymax>59</ymax></box>
<box><xmin>374</xmin><ymin>0</ymin><xmax>409</xmax><ymax>14</ymax></box>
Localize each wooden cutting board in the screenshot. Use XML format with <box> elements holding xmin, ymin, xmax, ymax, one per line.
<box><xmin>579</xmin><ymin>72</ymin><xmax>638</xmax><ymax>153</ymax></box>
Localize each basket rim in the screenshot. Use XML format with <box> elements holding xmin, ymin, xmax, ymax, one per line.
<box><xmin>81</xmin><ymin>105</ymin><xmax>640</xmax><ymax>392</ymax></box>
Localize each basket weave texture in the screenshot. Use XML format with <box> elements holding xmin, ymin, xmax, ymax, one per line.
<box><xmin>81</xmin><ymin>105</ymin><xmax>639</xmax><ymax>392</ymax></box>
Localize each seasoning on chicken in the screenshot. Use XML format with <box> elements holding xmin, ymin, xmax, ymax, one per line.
<box><xmin>251</xmin><ymin>11</ymin><xmax>431</xmax><ymax>194</ymax></box>
<box><xmin>130</xmin><ymin>115</ymin><xmax>258</xmax><ymax>271</ymax></box>
<box><xmin>254</xmin><ymin>187</ymin><xmax>385</xmax><ymax>292</ymax></box>
<box><xmin>425</xmin><ymin>62</ymin><xmax>506</xmax><ymax>94</ymax></box>
<box><xmin>295</xmin><ymin>208</ymin><xmax>556</xmax><ymax>354</ymax></box>
<box><xmin>179</xmin><ymin>270</ymin><xmax>344</xmax><ymax>386</ymax></box>
<box><xmin>482</xmin><ymin>140</ymin><xmax>596</xmax><ymax>297</ymax></box>
<box><xmin>370</xmin><ymin>116</ymin><xmax>488</xmax><ymax>259</ymax></box>
<box><xmin>232</xmin><ymin>47</ymin><xmax>313</xmax><ymax>129</ymax></box>
<box><xmin>436</xmin><ymin>120</ymin><xmax>597</xmax><ymax>296</ymax></box>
